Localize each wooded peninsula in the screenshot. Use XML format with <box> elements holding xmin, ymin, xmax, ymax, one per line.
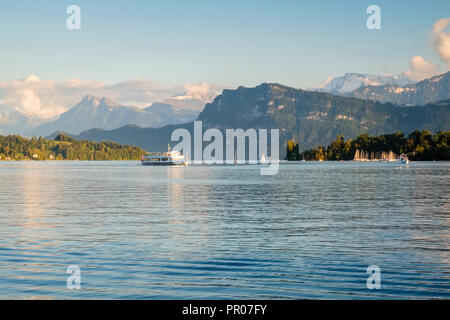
<box><xmin>287</xmin><ymin>130</ymin><xmax>450</xmax><ymax>161</ymax></box>
<box><xmin>0</xmin><ymin>134</ymin><xmax>145</xmax><ymax>161</ymax></box>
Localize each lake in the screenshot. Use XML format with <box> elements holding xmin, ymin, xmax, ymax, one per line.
<box><xmin>0</xmin><ymin>161</ymin><xmax>449</xmax><ymax>299</ymax></box>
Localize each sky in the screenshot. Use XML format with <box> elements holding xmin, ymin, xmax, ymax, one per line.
<box><xmin>0</xmin><ymin>0</ymin><xmax>449</xmax><ymax>118</ymax></box>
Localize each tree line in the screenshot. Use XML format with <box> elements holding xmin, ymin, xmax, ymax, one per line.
<box><xmin>0</xmin><ymin>133</ymin><xmax>146</xmax><ymax>160</ymax></box>
<box><xmin>286</xmin><ymin>130</ymin><xmax>450</xmax><ymax>161</ymax></box>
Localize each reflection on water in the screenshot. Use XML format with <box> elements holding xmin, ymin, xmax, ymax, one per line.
<box><xmin>0</xmin><ymin>161</ymin><xmax>449</xmax><ymax>299</ymax></box>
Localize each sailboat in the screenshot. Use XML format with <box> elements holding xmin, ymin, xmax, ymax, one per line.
<box><xmin>260</xmin><ymin>154</ymin><xmax>266</xmax><ymax>164</ymax></box>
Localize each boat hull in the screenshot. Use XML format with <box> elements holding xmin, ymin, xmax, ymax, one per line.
<box><xmin>141</xmin><ymin>160</ymin><xmax>185</xmax><ymax>166</ymax></box>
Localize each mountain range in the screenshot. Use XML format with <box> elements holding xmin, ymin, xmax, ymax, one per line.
<box><xmin>30</xmin><ymin>95</ymin><xmax>200</xmax><ymax>137</ymax></box>
<box><xmin>348</xmin><ymin>71</ymin><xmax>450</xmax><ymax>105</ymax></box>
<box><xmin>316</xmin><ymin>73</ymin><xmax>412</xmax><ymax>95</ymax></box>
<box><xmin>317</xmin><ymin>71</ymin><xmax>450</xmax><ymax>106</ymax></box>
<box><xmin>0</xmin><ymin>95</ymin><xmax>204</xmax><ymax>137</ymax></box>
<box><xmin>2</xmin><ymin>72</ymin><xmax>449</xmax><ymax>155</ymax></box>
<box><xmin>65</xmin><ymin>83</ymin><xmax>450</xmax><ymax>157</ymax></box>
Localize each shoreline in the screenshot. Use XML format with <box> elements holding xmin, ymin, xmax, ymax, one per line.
<box><xmin>0</xmin><ymin>159</ymin><xmax>141</xmax><ymax>162</ymax></box>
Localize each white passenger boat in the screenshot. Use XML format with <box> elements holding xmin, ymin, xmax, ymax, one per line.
<box><xmin>141</xmin><ymin>145</ymin><xmax>186</xmax><ymax>166</ymax></box>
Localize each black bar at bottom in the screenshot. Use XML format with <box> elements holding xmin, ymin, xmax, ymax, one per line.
<box><xmin>1</xmin><ymin>300</ymin><xmax>448</xmax><ymax>318</ymax></box>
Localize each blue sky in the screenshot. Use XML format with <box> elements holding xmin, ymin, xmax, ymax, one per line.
<box><xmin>0</xmin><ymin>0</ymin><xmax>449</xmax><ymax>89</ymax></box>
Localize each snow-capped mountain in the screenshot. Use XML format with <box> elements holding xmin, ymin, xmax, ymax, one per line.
<box><xmin>0</xmin><ymin>106</ymin><xmax>45</xmax><ymax>136</ymax></box>
<box><xmin>30</xmin><ymin>95</ymin><xmax>200</xmax><ymax>137</ymax></box>
<box><xmin>349</xmin><ymin>71</ymin><xmax>450</xmax><ymax>105</ymax></box>
<box><xmin>316</xmin><ymin>73</ymin><xmax>413</xmax><ymax>95</ymax></box>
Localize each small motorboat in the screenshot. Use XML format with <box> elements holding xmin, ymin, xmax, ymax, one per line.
<box><xmin>398</xmin><ymin>153</ymin><xmax>409</xmax><ymax>165</ymax></box>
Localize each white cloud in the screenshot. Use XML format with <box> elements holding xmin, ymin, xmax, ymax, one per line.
<box><xmin>399</xmin><ymin>18</ymin><xmax>450</xmax><ymax>82</ymax></box>
<box><xmin>183</xmin><ymin>82</ymin><xmax>212</xmax><ymax>100</ymax></box>
<box><xmin>401</xmin><ymin>56</ymin><xmax>441</xmax><ymax>82</ymax></box>
<box><xmin>0</xmin><ymin>76</ymin><xmax>221</xmax><ymax>120</ymax></box>
<box><xmin>432</xmin><ymin>17</ymin><xmax>450</xmax><ymax>68</ymax></box>
<box><xmin>25</xmin><ymin>74</ymin><xmax>41</xmax><ymax>82</ymax></box>
<box><xmin>0</xmin><ymin>75</ymin><xmax>67</xmax><ymax>119</ymax></box>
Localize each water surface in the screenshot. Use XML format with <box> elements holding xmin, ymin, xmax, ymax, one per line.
<box><xmin>0</xmin><ymin>161</ymin><xmax>449</xmax><ymax>299</ymax></box>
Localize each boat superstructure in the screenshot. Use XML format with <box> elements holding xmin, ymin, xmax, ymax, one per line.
<box><xmin>141</xmin><ymin>145</ymin><xmax>186</xmax><ymax>166</ymax></box>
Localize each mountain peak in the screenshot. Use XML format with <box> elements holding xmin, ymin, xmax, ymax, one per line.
<box><xmin>231</xmin><ymin>83</ymin><xmax>295</xmax><ymax>93</ymax></box>
<box><xmin>80</xmin><ymin>95</ymin><xmax>121</xmax><ymax>107</ymax></box>
<box><xmin>80</xmin><ymin>95</ymin><xmax>101</xmax><ymax>106</ymax></box>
